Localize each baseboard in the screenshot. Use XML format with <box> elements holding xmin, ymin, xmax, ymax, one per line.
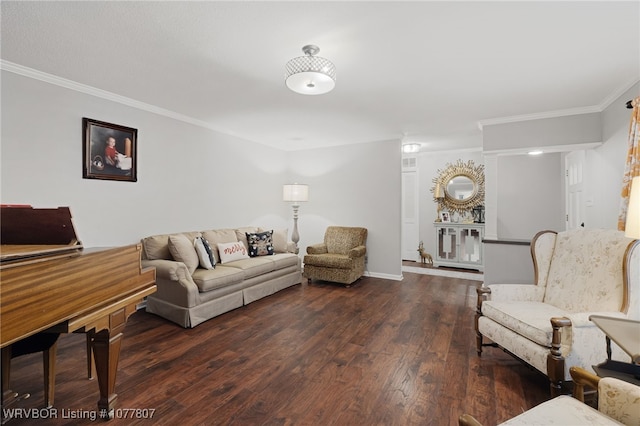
<box><xmin>363</xmin><ymin>271</ymin><xmax>404</xmax><ymax>281</ymax></box>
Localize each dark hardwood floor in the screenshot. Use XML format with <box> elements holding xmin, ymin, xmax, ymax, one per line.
<box><xmin>4</xmin><ymin>273</ymin><xmax>550</xmax><ymax>425</ymax></box>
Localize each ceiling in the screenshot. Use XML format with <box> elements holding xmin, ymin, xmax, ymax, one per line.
<box><xmin>2</xmin><ymin>1</ymin><xmax>638</xmax><ymax>152</ymax></box>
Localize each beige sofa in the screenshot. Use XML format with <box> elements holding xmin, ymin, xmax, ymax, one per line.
<box><xmin>141</xmin><ymin>227</ymin><xmax>302</xmax><ymax>328</ymax></box>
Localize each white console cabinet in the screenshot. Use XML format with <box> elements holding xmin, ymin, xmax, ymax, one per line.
<box><xmin>434</xmin><ymin>223</ymin><xmax>484</xmax><ymax>271</ymax></box>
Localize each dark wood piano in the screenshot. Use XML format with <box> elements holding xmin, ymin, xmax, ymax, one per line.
<box><xmin>0</xmin><ymin>206</ymin><xmax>156</xmax><ymax>419</ymax></box>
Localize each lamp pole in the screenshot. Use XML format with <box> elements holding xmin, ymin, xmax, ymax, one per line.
<box><xmin>291</xmin><ymin>203</ymin><xmax>300</xmax><ymax>254</ymax></box>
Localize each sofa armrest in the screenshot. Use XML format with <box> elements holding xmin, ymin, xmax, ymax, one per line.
<box><xmin>485</xmin><ymin>284</ymin><xmax>545</xmax><ymax>302</ymax></box>
<box><xmin>143</xmin><ymin>259</ymin><xmax>192</xmax><ymax>281</ymax></box>
<box><xmin>307</xmin><ymin>243</ymin><xmax>328</xmax><ymax>255</ymax></box>
<box><xmin>349</xmin><ymin>245</ymin><xmax>366</xmax><ymax>259</ymax></box>
<box><xmin>141</xmin><ymin>259</ymin><xmax>199</xmax><ymax>307</ymax></box>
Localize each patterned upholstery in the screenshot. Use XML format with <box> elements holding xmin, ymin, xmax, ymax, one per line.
<box><xmin>459</xmin><ymin>367</ymin><xmax>640</xmax><ymax>426</ymax></box>
<box><xmin>303</xmin><ymin>226</ymin><xmax>367</xmax><ymax>286</ymax></box>
<box><xmin>476</xmin><ymin>228</ymin><xmax>640</xmax><ymax>396</ymax></box>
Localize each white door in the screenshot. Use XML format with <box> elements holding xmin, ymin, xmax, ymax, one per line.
<box><xmin>565</xmin><ymin>150</ymin><xmax>586</xmax><ymax>230</ymax></box>
<box><xmin>402</xmin><ymin>157</ymin><xmax>419</xmax><ymax>261</ymax></box>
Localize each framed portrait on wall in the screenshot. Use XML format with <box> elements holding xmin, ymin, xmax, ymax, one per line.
<box><xmin>440</xmin><ymin>211</ymin><xmax>451</xmax><ymax>222</ymax></box>
<box><xmin>82</xmin><ymin>118</ymin><xmax>137</xmax><ymax>182</ymax></box>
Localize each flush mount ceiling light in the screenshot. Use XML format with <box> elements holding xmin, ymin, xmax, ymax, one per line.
<box><xmin>402</xmin><ymin>143</ymin><xmax>421</xmax><ymax>154</ymax></box>
<box><xmin>285</xmin><ymin>45</ymin><xmax>336</xmax><ymax>95</ymax></box>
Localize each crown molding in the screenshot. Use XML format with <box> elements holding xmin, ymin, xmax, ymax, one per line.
<box><xmin>477</xmin><ymin>77</ymin><xmax>640</xmax><ymax>131</ymax></box>
<box><xmin>477</xmin><ymin>105</ymin><xmax>601</xmax><ymax>130</ymax></box>
<box><xmin>0</xmin><ymin>60</ymin><xmax>222</xmax><ymax>133</ymax></box>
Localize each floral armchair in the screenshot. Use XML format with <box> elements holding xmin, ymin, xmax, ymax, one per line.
<box><xmin>303</xmin><ymin>226</ymin><xmax>367</xmax><ymax>287</ymax></box>
<box><xmin>475</xmin><ymin>228</ymin><xmax>640</xmax><ymax>396</ymax></box>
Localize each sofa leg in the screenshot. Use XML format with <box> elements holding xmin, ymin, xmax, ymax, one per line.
<box><xmin>307</xmin><ymin>278</ymin><xmax>311</xmax><ymax>285</ymax></box>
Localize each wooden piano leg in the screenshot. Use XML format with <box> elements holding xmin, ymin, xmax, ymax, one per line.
<box><xmin>1</xmin><ymin>346</ymin><xmax>18</xmax><ymax>408</ymax></box>
<box><xmin>43</xmin><ymin>341</ymin><xmax>57</xmax><ymax>408</ymax></box>
<box><xmin>86</xmin><ymin>332</ymin><xmax>94</xmax><ymax>379</ymax></box>
<box><xmin>91</xmin><ymin>328</ymin><xmax>123</xmax><ymax>419</ymax></box>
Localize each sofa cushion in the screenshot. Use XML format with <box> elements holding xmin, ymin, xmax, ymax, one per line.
<box><xmin>270</xmin><ymin>253</ymin><xmax>299</xmax><ymax>269</ymax></box>
<box><xmin>270</xmin><ymin>228</ymin><xmax>288</xmax><ymax>253</ymax></box>
<box><xmin>142</xmin><ymin>234</ymin><xmax>172</xmax><ymax>260</ymax></box>
<box><xmin>304</xmin><ymin>253</ymin><xmax>355</xmax><ymax>270</ymax></box>
<box><xmin>168</xmin><ymin>234</ymin><xmax>200</xmax><ymax>275</ymax></box>
<box><xmin>482</xmin><ymin>301</ymin><xmax>568</xmax><ymax>347</ymax></box>
<box><xmin>192</xmin><ymin>266</ymin><xmax>244</xmax><ymax>292</ymax></box>
<box><xmin>235</xmin><ymin>227</ymin><xmax>259</xmax><ymax>250</ymax></box>
<box><xmin>202</xmin><ymin>229</ymin><xmax>238</xmax><ymax>264</ymax></box>
<box><xmin>142</xmin><ymin>231</ymin><xmax>201</xmax><ymax>260</ymax></box>
<box><xmin>223</xmin><ymin>257</ymin><xmax>275</xmax><ymax>279</ymax></box>
<box><xmin>194</xmin><ymin>236</ymin><xmax>216</xmax><ymax>270</ymax></box>
<box><xmin>246</xmin><ymin>230</ymin><xmax>274</xmax><ymax>257</ymax></box>
<box><xmin>218</xmin><ymin>241</ymin><xmax>250</xmax><ymax>263</ymax></box>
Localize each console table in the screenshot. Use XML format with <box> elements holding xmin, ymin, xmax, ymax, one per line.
<box><xmin>434</xmin><ymin>222</ymin><xmax>484</xmax><ymax>271</ymax></box>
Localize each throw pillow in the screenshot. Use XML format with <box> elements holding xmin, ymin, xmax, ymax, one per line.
<box><xmin>217</xmin><ymin>241</ymin><xmax>249</xmax><ymax>263</ymax></box>
<box><xmin>168</xmin><ymin>234</ymin><xmax>199</xmax><ymax>274</ymax></box>
<box><xmin>246</xmin><ymin>230</ymin><xmax>274</xmax><ymax>257</ymax></box>
<box><xmin>194</xmin><ymin>237</ymin><xmax>216</xmax><ymax>270</ymax></box>
<box><xmin>271</xmin><ymin>228</ymin><xmax>288</xmax><ymax>253</ymax></box>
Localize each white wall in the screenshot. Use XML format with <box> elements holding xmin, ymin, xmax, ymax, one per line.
<box><xmin>1</xmin><ymin>70</ymin><xmax>402</xmax><ymax>278</ymax></box>
<box><xmin>287</xmin><ymin>140</ymin><xmax>403</xmax><ymax>280</ymax></box>
<box><xmin>496</xmin><ymin>153</ymin><xmax>564</xmax><ymax>239</ymax></box>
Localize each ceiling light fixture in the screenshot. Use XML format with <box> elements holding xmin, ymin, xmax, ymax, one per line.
<box><xmin>528</xmin><ymin>150</ymin><xmax>544</xmax><ymax>156</ymax></box>
<box><xmin>285</xmin><ymin>45</ymin><xmax>336</xmax><ymax>95</ymax></box>
<box><xmin>402</xmin><ymin>143</ymin><xmax>421</xmax><ymax>154</ymax></box>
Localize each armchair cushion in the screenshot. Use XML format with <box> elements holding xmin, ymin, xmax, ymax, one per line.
<box><xmin>481</xmin><ymin>301</ymin><xmax>567</xmax><ymax>346</ymax></box>
<box><xmin>544</xmin><ymin>229</ymin><xmax>629</xmax><ymax>312</ymax></box>
<box><xmin>304</xmin><ymin>253</ymin><xmax>357</xmax><ymax>269</ymax></box>
<box><xmin>325</xmin><ymin>226</ymin><xmax>367</xmax><ymax>254</ymax></box>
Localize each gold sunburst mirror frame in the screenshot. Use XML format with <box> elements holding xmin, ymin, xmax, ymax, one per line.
<box><xmin>431</xmin><ymin>159</ymin><xmax>485</xmax><ymax>214</ymax></box>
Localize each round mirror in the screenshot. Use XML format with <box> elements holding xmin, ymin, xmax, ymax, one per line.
<box><xmin>446</xmin><ymin>175</ymin><xmax>475</xmax><ymax>201</ymax></box>
<box><xmin>431</xmin><ymin>160</ymin><xmax>485</xmax><ymax>213</ymax></box>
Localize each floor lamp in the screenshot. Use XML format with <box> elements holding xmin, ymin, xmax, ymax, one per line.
<box><xmin>283</xmin><ymin>184</ymin><xmax>309</xmax><ymax>254</ymax></box>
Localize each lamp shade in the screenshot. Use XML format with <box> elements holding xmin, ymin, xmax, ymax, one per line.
<box><xmin>283</xmin><ymin>184</ymin><xmax>309</xmax><ymax>203</ymax></box>
<box><xmin>285</xmin><ymin>45</ymin><xmax>336</xmax><ymax>95</ymax></box>
<box><xmin>626</xmin><ymin>176</ymin><xmax>640</xmax><ymax>239</ymax></box>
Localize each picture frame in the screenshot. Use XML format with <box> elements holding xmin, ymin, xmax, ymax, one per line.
<box><xmin>83</xmin><ymin>118</ymin><xmax>137</xmax><ymax>182</ymax></box>
<box><xmin>440</xmin><ymin>211</ymin><xmax>451</xmax><ymax>222</ymax></box>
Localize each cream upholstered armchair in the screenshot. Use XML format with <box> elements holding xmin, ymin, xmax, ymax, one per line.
<box><xmin>303</xmin><ymin>226</ymin><xmax>367</xmax><ymax>287</ymax></box>
<box><xmin>476</xmin><ymin>228</ymin><xmax>640</xmax><ymax>396</ymax></box>
<box><xmin>459</xmin><ymin>366</ymin><xmax>640</xmax><ymax>426</ymax></box>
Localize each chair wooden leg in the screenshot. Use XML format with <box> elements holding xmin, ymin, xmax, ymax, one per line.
<box><xmin>475</xmin><ymin>287</ymin><xmax>491</xmax><ymax>356</ymax></box>
<box><xmin>548</xmin><ymin>317</ymin><xmax>571</xmax><ymax>397</ymax></box>
<box><xmin>43</xmin><ymin>342</ymin><xmax>57</xmax><ymax>408</ymax></box>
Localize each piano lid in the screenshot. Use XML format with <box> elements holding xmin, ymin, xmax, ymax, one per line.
<box><xmin>1</xmin><ymin>206</ymin><xmax>83</xmax><ymax>265</ymax></box>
